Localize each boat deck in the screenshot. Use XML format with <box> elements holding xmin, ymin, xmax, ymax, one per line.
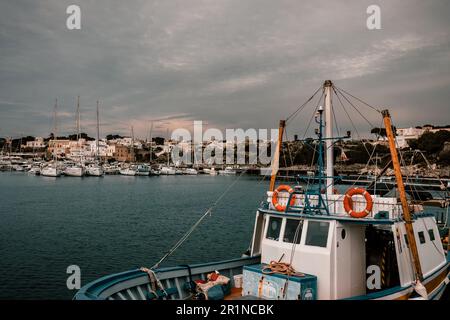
<box><xmin>224</xmin><ymin>287</ymin><xmax>243</xmax><ymax>300</ymax></box>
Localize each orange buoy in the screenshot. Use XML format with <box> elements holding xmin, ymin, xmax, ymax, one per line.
<box><xmin>343</xmin><ymin>187</ymin><xmax>373</xmax><ymax>218</ymax></box>
<box><xmin>272</xmin><ymin>185</ymin><xmax>296</xmax><ymax>212</ymax></box>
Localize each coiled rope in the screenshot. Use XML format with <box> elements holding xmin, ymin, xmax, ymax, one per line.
<box><xmin>262</xmin><ymin>261</ymin><xmax>305</xmax><ymax>277</ymax></box>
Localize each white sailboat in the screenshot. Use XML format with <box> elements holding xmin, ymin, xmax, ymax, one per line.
<box><xmin>86</xmin><ymin>101</ymin><xmax>104</xmax><ymax>177</ymax></box>
<box><xmin>41</xmin><ymin>99</ymin><xmax>62</xmax><ymax>177</ymax></box>
<box><xmin>65</xmin><ymin>96</ymin><xmax>85</xmax><ymax>177</ymax></box>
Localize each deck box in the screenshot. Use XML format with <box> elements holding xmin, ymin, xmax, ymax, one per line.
<box><xmin>242</xmin><ymin>264</ymin><xmax>317</xmax><ymax>300</ymax></box>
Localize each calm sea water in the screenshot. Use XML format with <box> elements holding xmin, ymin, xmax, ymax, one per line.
<box><xmin>1</xmin><ymin>172</ymin><xmax>448</xmax><ymax>300</ymax></box>
<box><xmin>0</xmin><ymin>172</ymin><xmax>269</xmax><ymax>299</ymax></box>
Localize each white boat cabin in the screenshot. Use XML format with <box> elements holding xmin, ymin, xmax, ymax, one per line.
<box><xmin>248</xmin><ymin>191</ymin><xmax>447</xmax><ymax>299</ymax></box>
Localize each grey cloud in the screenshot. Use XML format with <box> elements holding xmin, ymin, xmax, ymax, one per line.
<box><xmin>0</xmin><ymin>0</ymin><xmax>449</xmax><ymax>139</ymax></box>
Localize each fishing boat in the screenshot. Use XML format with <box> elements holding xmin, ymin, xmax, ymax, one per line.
<box><xmin>75</xmin><ymin>81</ymin><xmax>449</xmax><ymax>301</ymax></box>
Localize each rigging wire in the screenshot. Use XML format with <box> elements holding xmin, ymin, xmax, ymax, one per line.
<box><xmin>334</xmin><ymin>86</ymin><xmax>378</xmax><ymax>129</ymax></box>
<box><xmin>334</xmin><ymin>85</ymin><xmax>381</xmax><ymax>113</ymax></box>
<box><xmin>285</xmin><ymin>86</ymin><xmax>322</xmax><ymax>124</ymax></box>
<box><xmin>150</xmin><ymin>169</ymin><xmax>249</xmax><ymax>269</ymax></box>
<box><xmin>333</xmin><ymin>87</ymin><xmax>374</xmax><ymax>160</ymax></box>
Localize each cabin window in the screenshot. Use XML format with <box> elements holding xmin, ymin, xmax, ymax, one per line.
<box><xmin>283</xmin><ymin>219</ymin><xmax>303</xmax><ymax>244</ymax></box>
<box><xmin>418</xmin><ymin>231</ymin><xmax>426</xmax><ymax>244</ymax></box>
<box><xmin>428</xmin><ymin>229</ymin><xmax>435</xmax><ymax>242</ymax></box>
<box><xmin>404</xmin><ymin>234</ymin><xmax>409</xmax><ymax>247</ymax></box>
<box><xmin>266</xmin><ymin>217</ymin><xmax>282</xmax><ymax>241</ymax></box>
<box><xmin>305</xmin><ymin>221</ymin><xmax>329</xmax><ymax>248</ymax></box>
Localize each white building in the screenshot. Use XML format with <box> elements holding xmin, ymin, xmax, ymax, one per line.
<box><xmin>396</xmin><ymin>126</ymin><xmax>450</xmax><ymax>148</ymax></box>
<box><xmin>396</xmin><ymin>127</ymin><xmax>424</xmax><ymax>148</ymax></box>
<box><xmin>25</xmin><ymin>137</ymin><xmax>46</xmax><ymax>149</ymax></box>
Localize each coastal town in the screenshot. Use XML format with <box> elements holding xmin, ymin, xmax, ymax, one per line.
<box><xmin>1</xmin><ymin>123</ymin><xmax>450</xmax><ymax>178</ymax></box>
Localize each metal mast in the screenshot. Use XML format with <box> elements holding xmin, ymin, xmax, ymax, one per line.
<box><xmin>324</xmin><ymin>80</ymin><xmax>334</xmax><ymax>195</ymax></box>
<box><xmin>54</xmin><ymin>98</ymin><xmax>58</xmax><ymax>164</ymax></box>
<box><xmin>96</xmin><ymin>100</ymin><xmax>100</xmax><ymax>161</ymax></box>
<box><xmin>76</xmin><ymin>96</ymin><xmax>81</xmax><ymax>142</ymax></box>
<box><xmin>131</xmin><ymin>126</ymin><xmax>135</xmax><ymax>163</ymax></box>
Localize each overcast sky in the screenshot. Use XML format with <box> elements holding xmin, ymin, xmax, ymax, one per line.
<box><xmin>0</xmin><ymin>0</ymin><xmax>449</xmax><ymax>139</ymax></box>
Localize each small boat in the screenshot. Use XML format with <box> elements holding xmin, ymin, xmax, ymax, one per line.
<box><xmin>41</xmin><ymin>165</ymin><xmax>61</xmax><ymax>177</ymax></box>
<box><xmin>120</xmin><ymin>166</ymin><xmax>137</xmax><ymax>176</ymax></box>
<box><xmin>150</xmin><ymin>168</ymin><xmax>160</xmax><ymax>176</ymax></box>
<box><xmin>135</xmin><ymin>164</ymin><xmax>150</xmax><ymax>176</ymax></box>
<box><xmin>218</xmin><ymin>167</ymin><xmax>236</xmax><ymax>175</ymax></box>
<box><xmin>203</xmin><ymin>167</ymin><xmax>218</xmax><ymax>175</ymax></box>
<box><xmin>64</xmin><ymin>164</ymin><xmax>85</xmax><ymax>177</ymax></box>
<box><xmin>27</xmin><ymin>166</ymin><xmax>41</xmax><ymax>175</ymax></box>
<box><xmin>12</xmin><ymin>164</ymin><xmax>25</xmax><ymax>172</ymax></box>
<box><xmin>86</xmin><ymin>164</ymin><xmax>104</xmax><ymax>177</ymax></box>
<box><xmin>103</xmin><ymin>164</ymin><xmax>120</xmax><ymax>175</ymax></box>
<box><xmin>160</xmin><ymin>166</ymin><xmax>176</xmax><ymax>175</ymax></box>
<box><xmin>184</xmin><ymin>168</ymin><xmax>198</xmax><ymax>175</ymax></box>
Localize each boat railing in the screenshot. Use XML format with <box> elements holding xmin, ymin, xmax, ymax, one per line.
<box><xmin>266</xmin><ymin>191</ymin><xmax>404</xmax><ymax>220</ymax></box>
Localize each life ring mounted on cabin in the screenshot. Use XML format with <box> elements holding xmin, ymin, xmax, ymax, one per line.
<box><xmin>343</xmin><ymin>187</ymin><xmax>373</xmax><ymax>218</ymax></box>
<box><xmin>272</xmin><ymin>185</ymin><xmax>296</xmax><ymax>212</ymax></box>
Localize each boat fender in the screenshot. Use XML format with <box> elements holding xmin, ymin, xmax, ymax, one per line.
<box><xmin>272</xmin><ymin>185</ymin><xmax>296</xmax><ymax>212</ymax></box>
<box><xmin>343</xmin><ymin>187</ymin><xmax>373</xmax><ymax>218</ymax></box>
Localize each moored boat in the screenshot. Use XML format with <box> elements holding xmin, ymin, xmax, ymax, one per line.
<box><xmin>64</xmin><ymin>164</ymin><xmax>85</xmax><ymax>177</ymax></box>
<box><xmin>120</xmin><ymin>166</ymin><xmax>137</xmax><ymax>176</ymax></box>
<box><xmin>135</xmin><ymin>164</ymin><xmax>150</xmax><ymax>176</ymax></box>
<box><xmin>86</xmin><ymin>164</ymin><xmax>104</xmax><ymax>176</ymax></box>
<box><xmin>75</xmin><ymin>81</ymin><xmax>449</xmax><ymax>300</ymax></box>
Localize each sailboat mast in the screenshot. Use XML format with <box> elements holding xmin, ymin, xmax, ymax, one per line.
<box><xmin>269</xmin><ymin>120</ymin><xmax>285</xmax><ymax>191</ymax></box>
<box><xmin>149</xmin><ymin>121</ymin><xmax>153</xmax><ymax>163</ymax></box>
<box><xmin>382</xmin><ymin>109</ymin><xmax>423</xmax><ymax>282</ymax></box>
<box><xmin>54</xmin><ymin>98</ymin><xmax>58</xmax><ymax>165</ymax></box>
<box><xmin>131</xmin><ymin>126</ymin><xmax>135</xmax><ymax>163</ymax></box>
<box><xmin>96</xmin><ymin>100</ymin><xmax>100</xmax><ymax>161</ymax></box>
<box><xmin>324</xmin><ymin>80</ymin><xmax>334</xmax><ymax>195</ymax></box>
<box><xmin>76</xmin><ymin>96</ymin><xmax>80</xmax><ymax>141</ymax></box>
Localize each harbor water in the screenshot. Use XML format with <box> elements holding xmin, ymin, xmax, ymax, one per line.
<box><xmin>0</xmin><ymin>172</ymin><xmax>448</xmax><ymax>299</ymax></box>
<box><xmin>0</xmin><ymin>172</ymin><xmax>268</xmax><ymax>299</ymax></box>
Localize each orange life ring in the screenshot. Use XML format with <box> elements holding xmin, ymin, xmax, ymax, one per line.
<box><xmin>272</xmin><ymin>185</ymin><xmax>296</xmax><ymax>212</ymax></box>
<box><xmin>343</xmin><ymin>187</ymin><xmax>373</xmax><ymax>218</ymax></box>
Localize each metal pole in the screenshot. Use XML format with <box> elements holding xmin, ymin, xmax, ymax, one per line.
<box><xmin>96</xmin><ymin>101</ymin><xmax>100</xmax><ymax>161</ymax></box>
<box><xmin>324</xmin><ymin>80</ymin><xmax>334</xmax><ymax>195</ymax></box>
